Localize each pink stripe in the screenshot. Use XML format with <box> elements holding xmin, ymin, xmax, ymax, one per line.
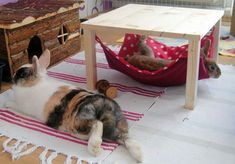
<box><xmin>49</xmin><ymin>74</ymin><xmax>157</xmax><ymax>98</ymax></box>
<box><xmin>122</xmin><ymin>110</ymin><xmax>144</xmax><ymax>117</ymax></box>
<box><xmin>48</xmin><ymin>73</ymin><xmax>86</xmax><ymax>84</ymax></box>
<box><xmin>115</xmin><ymin>85</ymin><xmax>160</xmax><ymax>97</ymax></box>
<box><xmin>112</xmin><ymin>83</ymin><xmax>164</xmax><ymax>97</ymax></box>
<box><xmin>48</xmin><ymin>71</ymin><xmax>86</xmax><ymax>81</ymax></box>
<box><xmin>0</xmin><ymin>111</ymin><xmax>72</xmax><ymax>135</ymax></box>
<box><xmin>0</xmin><ymin>116</ymin><xmax>92</xmax><ymax>147</ymax></box>
<box><xmin>49</xmin><ymin>74</ymin><xmax>86</xmax><ymax>84</ymax></box>
<box><xmin>112</xmin><ymin>83</ymin><xmax>164</xmax><ymax>95</ymax></box>
<box><xmin>2</xmin><ymin>110</ymin><xmax>120</xmax><ymax>148</ymax></box>
<box><xmin>0</xmin><ymin>108</ymin><xmax>141</xmax><ymax>126</ymax></box>
<box><xmin>65</xmin><ymin>58</ymin><xmax>109</xmax><ymax>69</ymax></box>
<box><xmin>64</xmin><ymin>58</ymin><xmax>84</xmax><ymax>64</ymax></box>
<box><xmin>123</xmin><ymin>113</ymin><xmax>143</xmax><ymax>118</ymax></box>
<box><xmin>0</xmin><ymin>116</ymin><xmax>84</xmax><ymax>146</ymax></box>
<box><xmin>48</xmin><ymin>74</ymin><xmax>85</xmax><ymax>83</ymax></box>
<box><xmin>48</xmin><ymin>72</ymin><xmax>86</xmax><ymax>82</ymax></box>
<box><xmin>124</xmin><ymin>117</ymin><xmax>140</xmax><ymax>121</ymax></box>
<box><xmin>47</xmin><ymin>71</ymin><xmax>164</xmax><ymax>98</ymax></box>
<box><xmin>48</xmin><ymin>71</ymin><xmax>157</xmax><ymax>96</ymax></box>
<box><xmin>58</xmin><ymin>59</ymin><xmax>164</xmax><ymax>97</ymax></box>
<box><xmin>66</xmin><ymin>58</ymin><xmax>109</xmax><ymax>68</ymax></box>
<box><xmin>0</xmin><ymin>116</ymin><xmax>116</xmax><ymax>151</ymax></box>
<box><xmin>0</xmin><ymin>110</ymin><xmax>118</xmax><ymax>149</ymax></box>
<box><xmin>0</xmin><ymin>112</ymin><xmax>118</xmax><ymax>149</ymax></box>
<box><xmin>0</xmin><ymin>110</ymin><xmax>118</xmax><ymax>148</ymax></box>
<box><xmin>0</xmin><ymin>116</ymin><xmax>115</xmax><ymax>151</ymax></box>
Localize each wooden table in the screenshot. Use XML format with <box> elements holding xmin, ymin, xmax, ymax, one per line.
<box><xmin>81</xmin><ymin>4</ymin><xmax>224</xmax><ymax>109</ymax></box>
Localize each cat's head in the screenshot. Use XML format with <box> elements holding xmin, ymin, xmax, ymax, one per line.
<box><xmin>202</xmin><ymin>40</ymin><xmax>221</xmax><ymax>78</ymax></box>
<box><xmin>204</xmin><ymin>58</ymin><xmax>221</xmax><ymax>78</ymax></box>
<box><xmin>13</xmin><ymin>49</ymin><xmax>51</xmax><ymax>86</ymax></box>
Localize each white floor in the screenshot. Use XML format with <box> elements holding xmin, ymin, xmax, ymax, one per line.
<box><xmin>0</xmin><ymin>55</ymin><xmax>234</xmax><ymax>164</ymax></box>
<box><xmin>103</xmin><ymin>65</ymin><xmax>235</xmax><ymax>164</ymax></box>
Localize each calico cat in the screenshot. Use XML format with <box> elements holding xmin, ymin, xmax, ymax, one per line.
<box><xmin>5</xmin><ymin>50</ymin><xmax>143</xmax><ymax>162</ymax></box>
<box><xmin>126</xmin><ymin>35</ymin><xmax>221</xmax><ymax>78</ymax></box>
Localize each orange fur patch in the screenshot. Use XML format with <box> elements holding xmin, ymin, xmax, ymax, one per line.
<box><xmin>59</xmin><ymin>90</ymin><xmax>93</xmax><ymax>135</ymax></box>
<box><xmin>117</xmin><ymin>118</ymin><xmax>128</xmax><ymax>134</ymax></box>
<box><xmin>43</xmin><ymin>86</ymin><xmax>71</xmax><ymax>121</ymax></box>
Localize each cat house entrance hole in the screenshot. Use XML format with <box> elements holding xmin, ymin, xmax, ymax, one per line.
<box><xmin>27</xmin><ymin>35</ymin><xmax>43</xmax><ymax>63</ymax></box>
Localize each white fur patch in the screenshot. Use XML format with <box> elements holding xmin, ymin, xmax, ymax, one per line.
<box><xmin>125</xmin><ymin>138</ymin><xmax>143</xmax><ymax>163</ymax></box>
<box><xmin>88</xmin><ymin>121</ymin><xmax>103</xmax><ymax>156</ymax></box>
<box><xmin>12</xmin><ymin>77</ymin><xmax>74</xmax><ymax>122</ymax></box>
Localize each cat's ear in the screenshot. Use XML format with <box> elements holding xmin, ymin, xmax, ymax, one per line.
<box><xmin>32</xmin><ymin>49</ymin><xmax>50</xmax><ymax>75</ymax></box>
<box><xmin>202</xmin><ymin>40</ymin><xmax>211</xmax><ymax>58</ymax></box>
<box><xmin>32</xmin><ymin>55</ymin><xmax>40</xmax><ymax>74</ymax></box>
<box><xmin>39</xmin><ymin>49</ymin><xmax>50</xmax><ymax>69</ymax></box>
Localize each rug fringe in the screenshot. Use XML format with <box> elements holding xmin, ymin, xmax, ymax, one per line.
<box><xmin>76</xmin><ymin>159</ymin><xmax>81</xmax><ymax>164</ymax></box>
<box><xmin>0</xmin><ymin>134</ymin><xmax>101</xmax><ymax>164</ymax></box>
<box><xmin>39</xmin><ymin>148</ymin><xmax>48</xmax><ymax>164</ymax></box>
<box><xmin>46</xmin><ymin>151</ymin><xmax>58</xmax><ymax>164</ymax></box>
<box><xmin>2</xmin><ymin>137</ymin><xmax>38</xmax><ymax>160</ymax></box>
<box><xmin>0</xmin><ymin>135</ymin><xmax>99</xmax><ymax>164</ymax></box>
<box><xmin>64</xmin><ymin>155</ymin><xmax>72</xmax><ymax>164</ymax></box>
<box><xmin>14</xmin><ymin>145</ymin><xmax>37</xmax><ymax>160</ymax></box>
<box><xmin>12</xmin><ymin>142</ymin><xmax>28</xmax><ymax>160</ymax></box>
<box><xmin>2</xmin><ymin>137</ymin><xmax>14</xmax><ymax>153</ymax></box>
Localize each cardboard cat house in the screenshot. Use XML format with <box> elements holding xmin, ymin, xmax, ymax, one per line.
<box><xmin>0</xmin><ymin>0</ymin><xmax>84</xmax><ymax>81</ymax></box>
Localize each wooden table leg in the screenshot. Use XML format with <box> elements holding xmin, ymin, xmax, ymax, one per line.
<box><xmin>213</xmin><ymin>19</ymin><xmax>221</xmax><ymax>62</ymax></box>
<box><xmin>185</xmin><ymin>39</ymin><xmax>201</xmax><ymax>110</ymax></box>
<box><xmin>84</xmin><ymin>29</ymin><xmax>97</xmax><ymax>90</ymax></box>
<box><xmin>230</xmin><ymin>0</ymin><xmax>235</xmax><ymax>36</ymax></box>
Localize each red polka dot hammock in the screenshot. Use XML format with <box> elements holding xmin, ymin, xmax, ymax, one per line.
<box><xmin>95</xmin><ymin>31</ymin><xmax>214</xmax><ymax>87</ymax></box>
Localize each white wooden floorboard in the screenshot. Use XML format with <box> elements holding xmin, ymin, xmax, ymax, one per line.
<box><xmin>103</xmin><ymin>65</ymin><xmax>235</xmax><ymax>164</ymax></box>
<box><xmin>0</xmin><ymin>64</ymin><xmax>234</xmax><ymax>164</ymax></box>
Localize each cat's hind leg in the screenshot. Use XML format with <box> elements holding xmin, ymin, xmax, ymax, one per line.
<box><xmin>88</xmin><ymin>120</ymin><xmax>103</xmax><ymax>156</ymax></box>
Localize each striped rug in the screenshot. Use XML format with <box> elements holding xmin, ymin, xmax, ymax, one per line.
<box><xmin>0</xmin><ymin>44</ymin><xmax>165</xmax><ymax>163</ymax></box>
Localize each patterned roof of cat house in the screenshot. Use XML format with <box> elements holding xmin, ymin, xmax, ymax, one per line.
<box><xmin>0</xmin><ymin>0</ymin><xmax>84</xmax><ymax>29</ymax></box>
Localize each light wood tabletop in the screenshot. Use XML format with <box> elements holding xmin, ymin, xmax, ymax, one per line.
<box><xmin>81</xmin><ymin>4</ymin><xmax>224</xmax><ymax>109</ymax></box>
<box><xmin>82</xmin><ymin>4</ymin><xmax>223</xmax><ymax>39</ymax></box>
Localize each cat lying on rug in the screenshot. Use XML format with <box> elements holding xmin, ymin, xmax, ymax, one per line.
<box><xmin>125</xmin><ymin>35</ymin><xmax>221</xmax><ymax>78</ymax></box>
<box><xmin>5</xmin><ymin>50</ymin><xmax>143</xmax><ymax>162</ymax></box>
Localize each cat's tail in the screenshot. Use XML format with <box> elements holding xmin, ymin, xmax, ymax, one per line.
<box><xmin>118</xmin><ymin>135</ymin><xmax>143</xmax><ymax>163</ymax></box>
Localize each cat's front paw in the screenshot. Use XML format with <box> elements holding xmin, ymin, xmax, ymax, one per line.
<box><xmin>4</xmin><ymin>101</ymin><xmax>16</xmax><ymax>109</ymax></box>
<box><xmin>88</xmin><ymin>136</ymin><xmax>102</xmax><ymax>156</ymax></box>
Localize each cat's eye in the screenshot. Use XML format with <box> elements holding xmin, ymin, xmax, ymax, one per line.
<box><xmin>20</xmin><ymin>72</ymin><xmax>28</xmax><ymax>78</ymax></box>
<box><xmin>209</xmin><ymin>65</ymin><xmax>215</xmax><ymax>71</ymax></box>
